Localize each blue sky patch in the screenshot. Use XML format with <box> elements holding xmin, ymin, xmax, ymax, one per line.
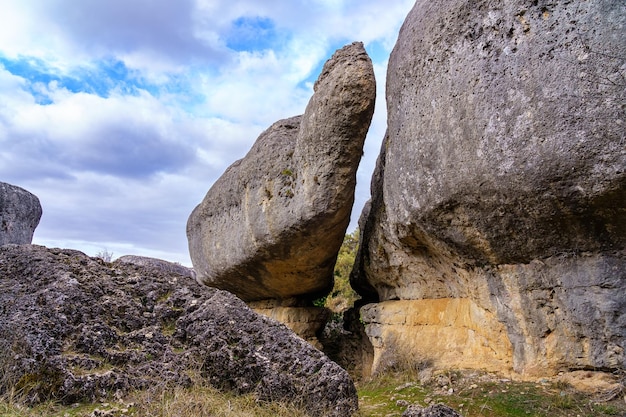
<box><xmin>297</xmin><ymin>39</ymin><xmax>349</xmax><ymax>89</ymax></box>
<box><xmin>225</xmin><ymin>16</ymin><xmax>287</xmax><ymax>52</ymax></box>
<box><xmin>365</xmin><ymin>40</ymin><xmax>390</xmax><ymax>64</ymax></box>
<box><xmin>0</xmin><ymin>55</ymin><xmax>160</xmax><ymax>104</ymax></box>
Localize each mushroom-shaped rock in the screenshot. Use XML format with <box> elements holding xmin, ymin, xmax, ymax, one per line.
<box><xmin>0</xmin><ymin>182</ymin><xmax>42</xmax><ymax>245</ymax></box>
<box><xmin>187</xmin><ymin>42</ymin><xmax>376</xmax><ymax>301</ymax></box>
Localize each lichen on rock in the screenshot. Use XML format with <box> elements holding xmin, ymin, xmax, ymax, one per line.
<box><xmin>0</xmin><ymin>244</ymin><xmax>358</xmax><ymax>416</ymax></box>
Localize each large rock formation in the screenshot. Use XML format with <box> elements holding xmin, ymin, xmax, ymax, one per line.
<box><xmin>0</xmin><ymin>182</ymin><xmax>42</xmax><ymax>245</ymax></box>
<box><xmin>353</xmin><ymin>0</ymin><xmax>625</xmax><ymax>377</ymax></box>
<box><xmin>0</xmin><ymin>244</ymin><xmax>358</xmax><ymax>416</ymax></box>
<box><xmin>187</xmin><ymin>42</ymin><xmax>376</xmax><ymax>303</ymax></box>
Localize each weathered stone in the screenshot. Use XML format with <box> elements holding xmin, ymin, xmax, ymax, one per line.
<box><xmin>353</xmin><ymin>0</ymin><xmax>626</xmax><ymax>378</ymax></box>
<box><xmin>361</xmin><ymin>299</ymin><xmax>513</xmax><ymax>375</ymax></box>
<box><xmin>403</xmin><ymin>403</ymin><xmax>463</xmax><ymax>417</ymax></box>
<box><xmin>187</xmin><ymin>42</ymin><xmax>376</xmax><ymax>302</ymax></box>
<box><xmin>250</xmin><ymin>299</ymin><xmax>329</xmax><ymax>349</ymax></box>
<box><xmin>0</xmin><ymin>245</ymin><xmax>358</xmax><ymax>416</ymax></box>
<box><xmin>0</xmin><ymin>182</ymin><xmax>42</xmax><ymax>245</ymax></box>
<box><xmin>115</xmin><ymin>255</ymin><xmax>195</xmax><ymax>278</ymax></box>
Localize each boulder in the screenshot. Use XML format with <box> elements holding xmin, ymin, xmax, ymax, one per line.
<box><xmin>403</xmin><ymin>404</ymin><xmax>463</xmax><ymax>417</ymax></box>
<box><xmin>0</xmin><ymin>244</ymin><xmax>358</xmax><ymax>416</ymax></box>
<box><xmin>352</xmin><ymin>0</ymin><xmax>626</xmax><ymax>377</ymax></box>
<box><xmin>0</xmin><ymin>182</ymin><xmax>42</xmax><ymax>245</ymax></box>
<box><xmin>187</xmin><ymin>42</ymin><xmax>376</xmax><ymax>302</ymax></box>
<box><xmin>115</xmin><ymin>255</ymin><xmax>195</xmax><ymax>278</ymax></box>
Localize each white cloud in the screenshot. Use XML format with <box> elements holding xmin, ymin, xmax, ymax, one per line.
<box><xmin>0</xmin><ymin>0</ymin><xmax>416</xmax><ymax>265</ymax></box>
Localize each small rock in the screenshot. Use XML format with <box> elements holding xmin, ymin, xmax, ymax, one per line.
<box><xmin>396</xmin><ymin>382</ymin><xmax>416</xmax><ymax>391</ymax></box>
<box><xmin>402</xmin><ymin>403</ymin><xmax>463</xmax><ymax>417</ymax></box>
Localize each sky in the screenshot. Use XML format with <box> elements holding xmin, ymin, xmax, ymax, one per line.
<box><xmin>0</xmin><ymin>0</ymin><xmax>415</xmax><ymax>266</ymax></box>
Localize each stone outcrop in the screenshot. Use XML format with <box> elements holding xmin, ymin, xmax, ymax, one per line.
<box><xmin>352</xmin><ymin>0</ymin><xmax>626</xmax><ymax>377</ymax></box>
<box><xmin>116</xmin><ymin>255</ymin><xmax>195</xmax><ymax>278</ymax></box>
<box><xmin>187</xmin><ymin>42</ymin><xmax>376</xmax><ymax>302</ymax></box>
<box><xmin>0</xmin><ymin>245</ymin><xmax>358</xmax><ymax>416</ymax></box>
<box><xmin>250</xmin><ymin>299</ymin><xmax>329</xmax><ymax>349</ymax></box>
<box><xmin>0</xmin><ymin>182</ymin><xmax>42</xmax><ymax>245</ymax></box>
<box><xmin>361</xmin><ymin>299</ymin><xmax>513</xmax><ymax>374</ymax></box>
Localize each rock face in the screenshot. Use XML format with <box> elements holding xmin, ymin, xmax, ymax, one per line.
<box><xmin>187</xmin><ymin>42</ymin><xmax>376</xmax><ymax>302</ymax></box>
<box><xmin>0</xmin><ymin>245</ymin><xmax>358</xmax><ymax>416</ymax></box>
<box><xmin>0</xmin><ymin>182</ymin><xmax>42</xmax><ymax>245</ymax></box>
<box><xmin>353</xmin><ymin>0</ymin><xmax>626</xmax><ymax>377</ymax></box>
<box><xmin>116</xmin><ymin>254</ymin><xmax>195</xmax><ymax>278</ymax></box>
<box><xmin>250</xmin><ymin>299</ymin><xmax>329</xmax><ymax>349</ymax></box>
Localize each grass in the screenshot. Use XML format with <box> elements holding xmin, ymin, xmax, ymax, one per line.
<box><xmin>0</xmin><ymin>385</ymin><xmax>310</xmax><ymax>417</ymax></box>
<box><xmin>2</xmin><ymin>370</ymin><xmax>623</xmax><ymax>416</ymax></box>
<box><xmin>354</xmin><ymin>369</ymin><xmax>626</xmax><ymax>417</ymax></box>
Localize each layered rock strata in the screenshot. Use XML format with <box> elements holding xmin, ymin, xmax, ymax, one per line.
<box><xmin>0</xmin><ymin>182</ymin><xmax>42</xmax><ymax>245</ymax></box>
<box><xmin>353</xmin><ymin>0</ymin><xmax>626</xmax><ymax>377</ymax></box>
<box><xmin>187</xmin><ymin>42</ymin><xmax>376</xmax><ymax>303</ymax></box>
<box><xmin>250</xmin><ymin>299</ymin><xmax>329</xmax><ymax>349</ymax></box>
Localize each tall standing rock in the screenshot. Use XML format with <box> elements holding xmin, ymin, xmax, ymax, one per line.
<box><xmin>188</xmin><ymin>42</ymin><xmax>376</xmax><ymax>302</ymax></box>
<box><xmin>353</xmin><ymin>0</ymin><xmax>625</xmax><ymax>377</ymax></box>
<box><xmin>0</xmin><ymin>182</ymin><xmax>42</xmax><ymax>245</ymax></box>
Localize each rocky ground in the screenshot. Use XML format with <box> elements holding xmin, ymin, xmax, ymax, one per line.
<box><xmin>0</xmin><ymin>244</ymin><xmax>357</xmax><ymax>417</ymax></box>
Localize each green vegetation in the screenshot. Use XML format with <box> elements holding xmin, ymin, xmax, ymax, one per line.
<box><xmin>2</xmin><ymin>370</ymin><xmax>623</xmax><ymax>416</ymax></box>
<box><xmin>354</xmin><ymin>369</ymin><xmax>626</xmax><ymax>417</ymax></box>
<box><xmin>316</xmin><ymin>230</ymin><xmax>361</xmax><ymax>314</ymax></box>
<box><xmin>3</xmin><ymin>229</ymin><xmax>625</xmax><ymax>416</ymax></box>
<box><xmin>281</xmin><ymin>168</ymin><xmax>295</xmax><ymax>177</ymax></box>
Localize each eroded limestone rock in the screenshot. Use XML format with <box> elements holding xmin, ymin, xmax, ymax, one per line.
<box><xmin>115</xmin><ymin>255</ymin><xmax>195</xmax><ymax>278</ymax></box>
<box><xmin>361</xmin><ymin>299</ymin><xmax>513</xmax><ymax>375</ymax></box>
<box><xmin>187</xmin><ymin>42</ymin><xmax>376</xmax><ymax>302</ymax></box>
<box><xmin>250</xmin><ymin>299</ymin><xmax>329</xmax><ymax>349</ymax></box>
<box><xmin>0</xmin><ymin>182</ymin><xmax>42</xmax><ymax>245</ymax></box>
<box><xmin>0</xmin><ymin>245</ymin><xmax>358</xmax><ymax>416</ymax></box>
<box><xmin>353</xmin><ymin>0</ymin><xmax>626</xmax><ymax>377</ymax></box>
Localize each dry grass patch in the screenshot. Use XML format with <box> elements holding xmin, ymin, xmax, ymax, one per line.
<box><xmin>0</xmin><ymin>384</ymin><xmax>311</xmax><ymax>417</ymax></box>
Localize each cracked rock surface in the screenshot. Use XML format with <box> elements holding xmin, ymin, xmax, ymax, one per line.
<box><xmin>352</xmin><ymin>0</ymin><xmax>625</xmax><ymax>376</ymax></box>
<box><xmin>0</xmin><ymin>244</ymin><xmax>358</xmax><ymax>417</ymax></box>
